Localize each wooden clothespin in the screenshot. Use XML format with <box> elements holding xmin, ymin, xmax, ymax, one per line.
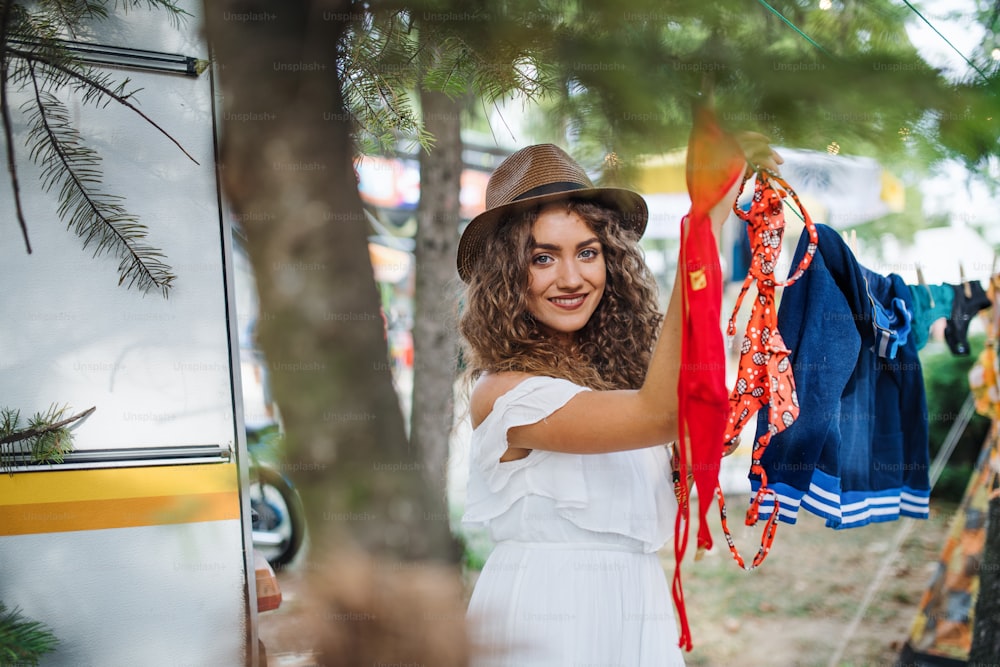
<box><xmin>960</xmin><ymin>261</ymin><xmax>972</xmax><ymax>299</ymax></box>
<box><xmin>915</xmin><ymin>262</ymin><xmax>934</xmax><ymax>308</ymax></box>
<box><xmin>840</xmin><ymin>229</ymin><xmax>858</xmax><ymax>254</ymax></box>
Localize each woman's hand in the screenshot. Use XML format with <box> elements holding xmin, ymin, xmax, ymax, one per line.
<box><xmin>708</xmin><ymin>132</ymin><xmax>782</xmax><ymax>237</ymax></box>
<box><xmin>736</xmin><ymin>131</ymin><xmax>783</xmax><ymax>176</ymax></box>
<box><xmin>709</xmin><ymin>132</ymin><xmax>785</xmax><ymax>238</ymax></box>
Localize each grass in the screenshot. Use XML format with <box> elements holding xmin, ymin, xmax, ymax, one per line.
<box><xmin>679</xmin><ymin>498</ymin><xmax>956</xmax><ymax>666</ymax></box>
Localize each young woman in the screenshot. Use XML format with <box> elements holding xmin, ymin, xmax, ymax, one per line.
<box><xmin>458</xmin><ymin>139</ymin><xmax>779</xmax><ymax>665</ymax></box>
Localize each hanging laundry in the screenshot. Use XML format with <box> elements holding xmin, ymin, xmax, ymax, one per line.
<box><xmin>906</xmin><ymin>283</ymin><xmax>954</xmax><ymax>351</ymax></box>
<box><xmin>751</xmin><ymin>223</ymin><xmax>931</xmax><ymax>528</ymax></box>
<box><xmin>968</xmin><ymin>274</ymin><xmax>1000</xmax><ymax>420</ymax></box>
<box><xmin>671</xmin><ymin>100</ymin><xmax>746</xmax><ymax>651</ymax></box>
<box><xmin>944</xmin><ymin>280</ymin><xmax>992</xmax><ymax>356</ymax></box>
<box><xmin>900</xmin><ymin>276</ymin><xmax>999</xmax><ymax>664</ymax></box>
<box><xmin>716</xmin><ymin>168</ymin><xmax>817</xmax><ymax>569</ymax></box>
<box><xmin>853</xmin><ymin>267</ymin><xmax>929</xmax><ymax>523</ymax></box>
<box><xmin>969</xmin><ymin>344</ymin><xmax>1000</xmax><ymax>421</ymax></box>
<box><xmin>900</xmin><ymin>424</ymin><xmax>998</xmax><ymax>663</ymax></box>
<box><xmin>869</xmin><ymin>279</ymin><xmax>913</xmax><ymax>360</ymax></box>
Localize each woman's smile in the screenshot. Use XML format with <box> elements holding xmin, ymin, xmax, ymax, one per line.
<box><xmin>548</xmin><ymin>293</ymin><xmax>588</xmax><ymax>309</ymax></box>
<box><xmin>526</xmin><ymin>204</ymin><xmax>607</xmax><ymax>337</ymax></box>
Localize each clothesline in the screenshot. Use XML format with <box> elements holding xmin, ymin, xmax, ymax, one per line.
<box><xmin>753</xmin><ymin>0</ymin><xmax>832</xmax><ymax>57</ymax></box>
<box><xmin>900</xmin><ymin>0</ymin><xmax>993</xmax><ymax>84</ymax></box>
<box><xmin>737</xmin><ymin>195</ymin><xmax>999</xmax><ymax>289</ymax></box>
<box><xmin>754</xmin><ymin>0</ymin><xmax>992</xmax><ymax>85</ymax></box>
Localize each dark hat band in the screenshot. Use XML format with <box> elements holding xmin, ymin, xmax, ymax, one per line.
<box><xmin>512</xmin><ymin>181</ymin><xmax>587</xmax><ymax>202</ymax></box>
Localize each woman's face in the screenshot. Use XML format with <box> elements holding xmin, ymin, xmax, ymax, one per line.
<box><xmin>526</xmin><ymin>204</ymin><xmax>607</xmax><ymax>340</ymax></box>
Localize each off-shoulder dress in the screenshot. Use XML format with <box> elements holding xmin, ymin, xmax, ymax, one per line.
<box><xmin>462</xmin><ymin>376</ymin><xmax>685</xmax><ymax>666</ymax></box>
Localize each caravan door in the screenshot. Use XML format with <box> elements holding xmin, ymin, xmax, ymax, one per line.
<box><xmin>0</xmin><ymin>3</ymin><xmax>258</xmax><ymax>665</ymax></box>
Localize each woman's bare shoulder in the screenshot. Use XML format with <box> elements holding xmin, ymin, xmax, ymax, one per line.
<box><xmin>469</xmin><ymin>371</ymin><xmax>536</xmax><ymax>429</ymax></box>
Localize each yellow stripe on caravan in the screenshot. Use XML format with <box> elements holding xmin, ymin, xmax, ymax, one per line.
<box><xmin>0</xmin><ymin>464</ymin><xmax>240</xmax><ymax>536</ymax></box>
<box><xmin>0</xmin><ymin>463</ymin><xmax>237</xmax><ymax>504</ymax></box>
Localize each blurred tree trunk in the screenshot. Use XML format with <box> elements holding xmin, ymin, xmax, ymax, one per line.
<box><xmin>969</xmin><ymin>488</ymin><xmax>1000</xmax><ymax>665</ymax></box>
<box><xmin>411</xmin><ymin>87</ymin><xmax>462</xmax><ymax>511</ymax></box>
<box><xmin>204</xmin><ymin>3</ymin><xmax>469</xmax><ymax>663</ymax></box>
<box><xmin>203</xmin><ymin>0</ymin><xmax>456</xmax><ymax>564</ymax></box>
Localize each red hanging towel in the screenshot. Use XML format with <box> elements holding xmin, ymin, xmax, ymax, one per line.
<box><xmin>716</xmin><ymin>169</ymin><xmax>818</xmax><ymax>570</ymax></box>
<box><xmin>672</xmin><ymin>102</ymin><xmax>746</xmax><ymax>651</ymax></box>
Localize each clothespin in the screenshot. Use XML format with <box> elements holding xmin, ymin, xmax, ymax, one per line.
<box><xmin>840</xmin><ymin>230</ymin><xmax>858</xmax><ymax>253</ymax></box>
<box><xmin>960</xmin><ymin>261</ymin><xmax>972</xmax><ymax>299</ymax></box>
<box><xmin>916</xmin><ymin>262</ymin><xmax>934</xmax><ymax>308</ymax></box>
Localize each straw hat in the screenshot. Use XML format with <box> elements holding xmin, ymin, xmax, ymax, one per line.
<box><xmin>456</xmin><ymin>144</ymin><xmax>648</xmax><ymax>282</ymax></box>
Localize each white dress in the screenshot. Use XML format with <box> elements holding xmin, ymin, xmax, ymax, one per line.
<box><xmin>462</xmin><ymin>376</ymin><xmax>686</xmax><ymax>666</ymax></box>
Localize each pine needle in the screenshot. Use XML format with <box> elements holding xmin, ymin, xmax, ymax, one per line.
<box><xmin>0</xmin><ymin>601</ymin><xmax>59</xmax><ymax>665</ymax></box>
<box><xmin>3</xmin><ymin>0</ymin><xmax>200</xmax><ymax>296</ymax></box>
<box><xmin>24</xmin><ymin>69</ymin><xmax>176</xmax><ymax>296</ymax></box>
<box><xmin>0</xmin><ymin>404</ymin><xmax>92</xmax><ymax>472</ymax></box>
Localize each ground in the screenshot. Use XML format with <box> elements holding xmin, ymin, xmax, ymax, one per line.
<box><xmin>258</xmin><ymin>499</ymin><xmax>956</xmax><ymax>667</ymax></box>
<box><xmin>678</xmin><ymin>499</ymin><xmax>955</xmax><ymax>667</ymax></box>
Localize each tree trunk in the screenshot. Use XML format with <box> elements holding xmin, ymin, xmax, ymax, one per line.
<box><xmin>411</xmin><ymin>88</ymin><xmax>463</xmax><ymax>514</ymax></box>
<box><xmin>203</xmin><ymin>0</ymin><xmax>456</xmax><ymax>563</ymax></box>
<box><xmin>969</xmin><ymin>487</ymin><xmax>1000</xmax><ymax>666</ymax></box>
<box><xmin>203</xmin><ymin>3</ymin><xmax>469</xmax><ymax>663</ymax></box>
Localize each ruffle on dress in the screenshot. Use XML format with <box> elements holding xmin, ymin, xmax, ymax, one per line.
<box><xmin>461</xmin><ymin>375</ymin><xmax>674</xmax><ymax>554</ymax></box>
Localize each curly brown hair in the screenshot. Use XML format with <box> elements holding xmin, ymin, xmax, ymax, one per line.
<box><xmin>458</xmin><ymin>199</ymin><xmax>663</xmax><ymax>391</ymax></box>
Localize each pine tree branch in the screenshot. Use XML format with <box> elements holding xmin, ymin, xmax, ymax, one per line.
<box><xmin>9</xmin><ymin>46</ymin><xmax>199</xmax><ymax>165</ymax></box>
<box><xmin>0</xmin><ymin>406</ymin><xmax>95</xmax><ymax>446</ymax></box>
<box><xmin>39</xmin><ymin>0</ymin><xmax>107</xmax><ymax>37</ymax></box>
<box><xmin>434</xmin><ymin>47</ymin><xmax>465</xmax><ymax>99</ymax></box>
<box><xmin>114</xmin><ymin>0</ymin><xmax>190</xmax><ymax>28</ymax></box>
<box><xmin>26</xmin><ymin>62</ymin><xmax>175</xmax><ymax>295</ymax></box>
<box><xmin>1</xmin><ymin>0</ymin><xmax>32</xmax><ymax>254</ymax></box>
<box><xmin>0</xmin><ymin>602</ymin><xmax>59</xmax><ymax>663</ymax></box>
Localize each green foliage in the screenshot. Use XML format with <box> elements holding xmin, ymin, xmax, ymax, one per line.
<box><xmin>337</xmin><ymin>5</ymin><xmax>556</xmax><ymax>155</ymax></box>
<box><xmin>22</xmin><ymin>0</ymin><xmax>188</xmax><ymax>30</ymax></box>
<box><xmin>338</xmin><ymin>10</ymin><xmax>429</xmax><ymax>154</ymax></box>
<box><xmin>456</xmin><ymin>526</ymin><xmax>490</xmax><ymax>572</ymax></box>
<box><xmin>245</xmin><ymin>421</ymin><xmax>285</xmax><ymax>468</ymax></box>
<box><xmin>2</xmin><ymin>0</ymin><xmax>193</xmax><ymax>297</ymax></box>
<box><xmin>920</xmin><ymin>336</ymin><xmax>992</xmax><ymax>500</ymax></box>
<box><xmin>0</xmin><ymin>404</ymin><xmax>86</xmax><ymax>471</ymax></box>
<box><xmin>111</xmin><ymin>1</ymin><xmax>189</xmax><ymax>25</ymax></box>
<box><xmin>0</xmin><ymin>602</ymin><xmax>58</xmax><ymax>666</ymax></box>
<box><xmin>412</xmin><ymin>0</ymin><xmax>998</xmax><ymax>184</ymax></box>
<box><xmin>934</xmin><ymin>462</ymin><xmax>978</xmax><ymax>504</ymax></box>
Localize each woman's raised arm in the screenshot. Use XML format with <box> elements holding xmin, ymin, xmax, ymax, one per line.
<box><xmin>471</xmin><ymin>135</ymin><xmax>782</xmax><ymax>460</ymax></box>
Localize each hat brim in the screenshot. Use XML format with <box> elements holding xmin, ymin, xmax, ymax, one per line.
<box><xmin>457</xmin><ymin>187</ymin><xmax>648</xmax><ymax>283</ymax></box>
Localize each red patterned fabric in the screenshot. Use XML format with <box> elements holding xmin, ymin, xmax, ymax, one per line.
<box><xmin>672</xmin><ymin>103</ymin><xmax>745</xmax><ymax>651</ymax></box>
<box><xmin>717</xmin><ymin>169</ymin><xmax>818</xmax><ymax>570</ymax></box>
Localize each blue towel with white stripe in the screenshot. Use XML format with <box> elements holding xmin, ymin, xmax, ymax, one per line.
<box><xmin>750</xmin><ymin>225</ymin><xmax>930</xmax><ymax>528</ymax></box>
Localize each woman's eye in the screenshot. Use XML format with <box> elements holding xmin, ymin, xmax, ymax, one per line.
<box><xmin>579</xmin><ymin>248</ymin><xmax>599</xmax><ymax>259</ymax></box>
<box><xmin>532</xmin><ymin>254</ymin><xmax>553</xmax><ymax>265</ymax></box>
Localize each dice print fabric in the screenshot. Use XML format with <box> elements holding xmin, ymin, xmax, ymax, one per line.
<box><xmin>718</xmin><ymin>169</ymin><xmax>818</xmax><ymax>569</ymax></box>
